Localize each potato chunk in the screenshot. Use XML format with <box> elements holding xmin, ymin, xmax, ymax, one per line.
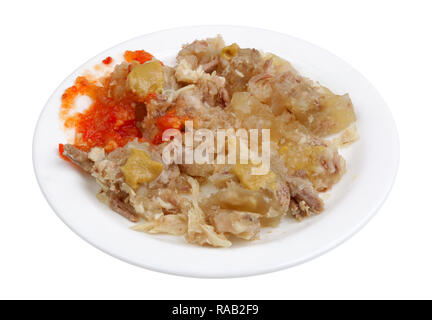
<box><xmin>202</xmin><ymin>183</ymin><xmax>270</xmax><ymax>214</ymax></box>
<box><xmin>127</xmin><ymin>60</ymin><xmax>164</xmax><ymax>97</ymax></box>
<box><xmin>232</xmin><ymin>163</ymin><xmax>276</xmax><ymax>191</ymax></box>
<box><xmin>121</xmin><ymin>148</ymin><xmax>163</xmax><ymax>189</ymax></box>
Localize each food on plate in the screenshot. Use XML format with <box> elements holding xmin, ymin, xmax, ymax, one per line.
<box><xmin>59</xmin><ymin>36</ymin><xmax>358</xmax><ymax>247</ymax></box>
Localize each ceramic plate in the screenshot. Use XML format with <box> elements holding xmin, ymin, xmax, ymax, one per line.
<box><xmin>33</xmin><ymin>26</ymin><xmax>399</xmax><ymax>278</ymax></box>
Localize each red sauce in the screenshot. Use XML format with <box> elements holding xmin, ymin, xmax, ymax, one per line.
<box><xmin>60</xmin><ymin>76</ymin><xmax>142</xmax><ymax>153</ymax></box>
<box><xmin>144</xmin><ymin>92</ymin><xmax>158</xmax><ymax>104</ymax></box>
<box><xmin>152</xmin><ymin>110</ymin><xmax>188</xmax><ymax>145</ymax></box>
<box><xmin>58</xmin><ymin>143</ymin><xmax>70</xmax><ymax>161</ymax></box>
<box><xmin>102</xmin><ymin>56</ymin><xmax>113</xmax><ymax>65</ymax></box>
<box><xmin>124</xmin><ymin>50</ymin><xmax>154</xmax><ymax>64</ymax></box>
<box><xmin>59</xmin><ymin>49</ymin><xmax>169</xmax><ymax>157</ymax></box>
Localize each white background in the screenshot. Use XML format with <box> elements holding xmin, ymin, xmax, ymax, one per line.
<box><xmin>0</xmin><ymin>0</ymin><xmax>431</xmax><ymax>299</ymax></box>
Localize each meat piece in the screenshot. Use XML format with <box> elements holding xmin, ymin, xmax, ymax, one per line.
<box><xmin>138</xmin><ymin>95</ymin><xmax>173</xmax><ymax>139</ymax></box>
<box><xmin>106</xmin><ymin>146</ymin><xmax>130</xmax><ymax>166</ymax></box>
<box><xmin>320</xmin><ymin>149</ymin><xmax>344</xmax><ymax>176</ymax></box>
<box><xmin>202</xmin><ymin>58</ymin><xmax>219</xmax><ymax>73</ymax></box>
<box><xmin>289</xmin><ymin>198</ymin><xmax>300</xmax><ymax>217</ymax></box>
<box><xmin>108</xmin><ymin>192</ymin><xmax>139</xmax><ymax>222</ymax></box>
<box><xmin>272</xmin><ymin>70</ymin><xmax>320</xmax><ymax>117</ymax></box>
<box><xmin>274</xmin><ymin>181</ymin><xmax>291</xmax><ymax>213</ymax></box>
<box><xmin>177</xmin><ymin>40</ymin><xmax>209</xmax><ymax>69</ymax></box>
<box><xmin>218</xmin><ymin>48</ymin><xmax>265</xmax><ymax>95</ymax></box>
<box><xmin>310</xmin><ymin>87</ymin><xmax>357</xmax><ymax>137</ymax></box>
<box><xmin>63</xmin><ymin>144</ymin><xmax>139</xmax><ymax>222</ymax></box>
<box><xmin>277</xmin><ymin>120</ymin><xmax>346</xmax><ymax>191</ymax></box>
<box><xmin>150</xmin><ymin>164</ymin><xmax>181</xmax><ymax>188</ymax></box>
<box><xmin>62</xmin><ymin>144</ymin><xmax>94</xmax><ymax>172</ymax></box>
<box><xmin>249</xmin><ymin>56</ymin><xmax>356</xmax><ymax>135</ymax></box>
<box><xmin>162</xmin><ymin>65</ymin><xmax>180</xmax><ymax>91</ymax></box>
<box><xmin>248</xmin><ymin>54</ymin><xmax>320</xmax><ymax>116</ymax></box>
<box><xmin>172</xmin><ymin>71</ymin><xmax>228</xmax><ymax>112</ymax></box>
<box><xmin>286</xmin><ymin>176</ymin><xmax>324</xmax><ymax>213</ymax></box>
<box><xmin>197</xmin><ymin>72</ymin><xmax>227</xmax><ymax>107</ymax></box>
<box><xmin>185</xmin><ymin>177</ymin><xmax>231</xmax><ymax>248</ymax></box>
<box><xmin>143</xmin><ymin>94</ymin><xmax>173</xmax><ymax>118</ymax></box>
<box><xmin>153</xmin><ymin>189</ymin><xmax>189</xmax><ymax>214</ymax></box>
<box><xmin>313</xmin><ymin>146</ymin><xmax>346</xmax><ymax>192</ymax></box>
<box><xmin>289</xmin><ymin>198</ymin><xmax>311</xmax><ymax>220</ymax></box>
<box><xmin>179</xmin><ymin>163</ymin><xmax>215</xmax><ymax>178</ymax></box>
<box><xmin>132</xmin><ymin>214</ymin><xmax>187</xmax><ymax>236</ymax></box>
<box><xmin>207</xmin><ymin>166</ymin><xmax>236</xmax><ymax>188</ymax></box>
<box><xmin>175</xmin><ymin>59</ymin><xmax>205</xmax><ymax>84</ymax></box>
<box><xmin>248</xmin><ymin>73</ymin><xmax>273</xmax><ymax>105</ymax></box>
<box><xmin>108</xmin><ymin>62</ymin><xmax>130</xmax><ymax>100</ymax></box>
<box><xmin>217</xmin><ymin>87</ymin><xmax>230</xmax><ymax>107</ymax></box>
<box><xmin>175</xmin><ymin>90</ymin><xmax>205</xmax><ymax>116</ymax></box>
<box><xmin>208</xmin><ymin>209</ymin><xmax>261</xmax><ymax>240</ymax></box>
<box><xmin>177</xmin><ymin>36</ymin><xmax>225</xmax><ymax>69</ymax></box>
<box><xmin>88</xmin><ymin>147</ymin><xmax>105</xmax><ymax>162</ymax></box>
<box><xmin>287</xmin><ymin>198</ymin><xmax>302</xmax><ymax>219</ymax></box>
<box><xmin>332</xmin><ymin>125</ymin><xmax>359</xmax><ymax>148</ymax></box>
<box><xmin>298</xmin><ymin>200</ymin><xmax>310</xmax><ymax>216</ymax></box>
<box><xmin>92</xmin><ymin>159</ymin><xmax>124</xmax><ymax>193</ymax></box>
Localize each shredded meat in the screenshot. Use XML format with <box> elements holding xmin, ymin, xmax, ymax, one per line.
<box><xmin>286</xmin><ymin>176</ymin><xmax>324</xmax><ymax>214</ymax></box>
<box><xmin>202</xmin><ymin>58</ymin><xmax>219</xmax><ymax>73</ymax></box>
<box><xmin>179</xmin><ymin>164</ymin><xmax>215</xmax><ymax>178</ymax></box>
<box><xmin>185</xmin><ymin>177</ymin><xmax>231</xmax><ymax>247</ymax></box>
<box><xmin>218</xmin><ymin>48</ymin><xmax>265</xmax><ymax>95</ymax></box>
<box><xmin>108</xmin><ymin>62</ymin><xmax>130</xmax><ymax>101</ymax></box>
<box><xmin>132</xmin><ymin>214</ymin><xmax>187</xmax><ymax>235</ymax></box>
<box><xmin>108</xmin><ymin>192</ymin><xmax>139</xmax><ymax>222</ymax></box>
<box><xmin>176</xmin><ymin>35</ymin><xmax>225</xmax><ymax>69</ymax></box>
<box><xmin>62</xmin><ymin>144</ymin><xmax>94</xmax><ymax>172</ymax></box>
<box><xmin>218</xmin><ymin>87</ymin><xmax>230</xmax><ymax>107</ymax></box>
<box><xmin>208</xmin><ymin>209</ymin><xmax>261</xmax><ymax>240</ymax></box>
<box><xmin>274</xmin><ymin>182</ymin><xmax>291</xmax><ymax>213</ymax></box>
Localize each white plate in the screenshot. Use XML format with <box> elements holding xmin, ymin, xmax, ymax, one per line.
<box><xmin>33</xmin><ymin>26</ymin><xmax>399</xmax><ymax>278</ymax></box>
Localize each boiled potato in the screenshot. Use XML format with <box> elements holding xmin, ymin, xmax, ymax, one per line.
<box><xmin>232</xmin><ymin>163</ymin><xmax>276</xmax><ymax>191</ymax></box>
<box><xmin>121</xmin><ymin>148</ymin><xmax>163</xmax><ymax>189</ymax></box>
<box><xmin>127</xmin><ymin>60</ymin><xmax>164</xmax><ymax>97</ymax></box>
